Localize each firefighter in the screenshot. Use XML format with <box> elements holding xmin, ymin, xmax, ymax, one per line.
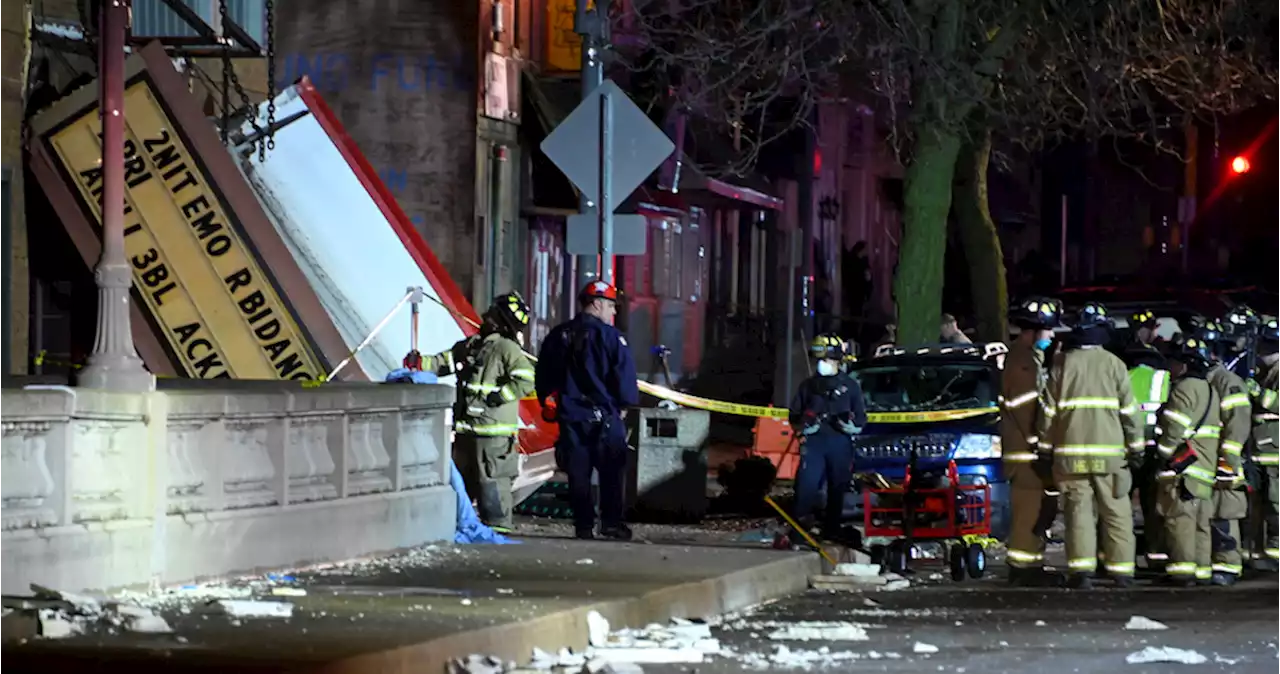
<box><xmin>1247</xmin><ymin>317</ymin><xmax>1279</xmax><ymax>569</ymax></box>
<box><xmin>790</xmin><ymin>333</ymin><xmax>868</xmax><ymax>536</ymax></box>
<box><xmin>1001</xmin><ymin>297</ymin><xmax>1062</xmax><ymax>586</ymax></box>
<box><xmin>1118</xmin><ymin>305</ymin><xmax>1172</xmax><ymax>568</ymax></box>
<box><xmin>421</xmin><ymin>291</ymin><xmax>536</xmax><ymax>531</ymax></box>
<box><xmin>1192</xmin><ymin>321</ymin><xmax>1254</xmax><ymax>585</ymax></box>
<box><xmin>1038</xmin><ymin>311</ymin><xmax>1144</xmax><ymax>589</ymax></box>
<box><xmin>1153</xmin><ymin>337</ymin><xmax>1221</xmax><ymax>586</ymax></box>
<box><xmin>535</xmin><ymin>281</ymin><xmax>639</xmax><ymax>541</ymax></box>
<box><xmin>1129</xmin><ymin>308</ymin><xmax>1160</xmax><ymax>348</ymax></box>
<box><xmin>1223</xmin><ymin>305</ymin><xmax>1261</xmax><ymax>380</ymax></box>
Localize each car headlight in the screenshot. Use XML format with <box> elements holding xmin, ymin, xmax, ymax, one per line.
<box><xmin>953</xmin><ymin>433</ymin><xmax>1001</xmax><ymax>460</ymax></box>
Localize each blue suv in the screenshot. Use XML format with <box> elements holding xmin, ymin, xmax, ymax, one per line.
<box><xmin>846</xmin><ymin>343</ymin><xmax>1010</xmax><ymax>539</ymax></box>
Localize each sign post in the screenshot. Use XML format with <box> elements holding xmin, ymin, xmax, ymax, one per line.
<box><xmin>574</xmin><ymin>0</ymin><xmax>607</xmax><ymax>286</ymax></box>
<box><xmin>541</xmin><ymin>80</ymin><xmax>675</xmax><ymax>278</ymax></box>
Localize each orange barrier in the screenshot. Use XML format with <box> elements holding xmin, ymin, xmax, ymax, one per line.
<box><xmin>753</xmin><ymin>416</ymin><xmax>800</xmax><ymax>480</ymax></box>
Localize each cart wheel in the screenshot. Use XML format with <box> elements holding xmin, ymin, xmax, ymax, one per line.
<box><xmin>885</xmin><ymin>541</ymin><xmax>909</xmax><ymax>575</ymax></box>
<box><xmin>948</xmin><ymin>543</ymin><xmax>967</xmax><ymax>581</ymax></box>
<box><xmin>966</xmin><ymin>543</ymin><xmax>987</xmax><ymax>579</ymax></box>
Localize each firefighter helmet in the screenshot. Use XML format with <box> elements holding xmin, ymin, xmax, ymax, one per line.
<box><xmin>486</xmin><ymin>291</ymin><xmax>531</xmax><ymax>335</ymax></box>
<box><xmin>1076</xmin><ymin>301</ymin><xmax>1111</xmax><ymax>328</ymax></box>
<box><xmin>1167</xmin><ymin>335</ymin><xmax>1212</xmax><ymax>366</ymax></box>
<box><xmin>810</xmin><ymin>333</ymin><xmax>844</xmax><ymax>360</ymax></box>
<box><xmin>1129</xmin><ymin>308</ymin><xmax>1157</xmax><ymax>330</ymax></box>
<box><xmin>1261</xmin><ymin>317</ymin><xmax>1279</xmax><ymax>344</ymax></box>
<box><xmin>1010</xmin><ymin>297</ymin><xmax>1063</xmax><ymax>329</ymax></box>
<box><xmin>1194</xmin><ymin>318</ymin><xmax>1226</xmax><ymax>344</ymax></box>
<box><xmin>579</xmin><ymin>280</ymin><xmax>619</xmax><ymax>303</ymax></box>
<box><xmin>1223</xmin><ymin>305</ymin><xmax>1260</xmax><ymax>336</ymax></box>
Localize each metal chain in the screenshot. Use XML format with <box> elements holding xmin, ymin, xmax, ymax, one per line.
<box><xmin>265</xmin><ymin>0</ymin><xmax>277</xmax><ymax>152</ymax></box>
<box><xmin>218</xmin><ymin>0</ymin><xmax>265</xmax><ymax>158</ymax></box>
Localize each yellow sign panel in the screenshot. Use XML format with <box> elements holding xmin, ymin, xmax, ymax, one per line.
<box><xmin>47</xmin><ymin>79</ymin><xmax>324</xmax><ymax>380</ymax></box>
<box><xmin>546</xmin><ymin>0</ymin><xmax>583</xmax><ymax>72</ymax></box>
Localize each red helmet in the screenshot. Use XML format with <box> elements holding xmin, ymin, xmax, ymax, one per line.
<box><xmin>579</xmin><ymin>280</ymin><xmax>619</xmax><ymax>302</ymax></box>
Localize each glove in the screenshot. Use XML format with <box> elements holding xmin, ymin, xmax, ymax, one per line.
<box><xmin>835</xmin><ymin>419</ymin><xmax>861</xmax><ymax>436</ymax></box>
<box><xmin>1247</xmin><ymin>378</ymin><xmax>1262</xmax><ymax>399</ymax></box>
<box><xmin>485</xmin><ymin>391</ymin><xmax>506</xmax><ymax>407</ymax></box>
<box><xmin>800</xmin><ymin>423</ymin><xmax>821</xmax><ymax>436</ymax></box>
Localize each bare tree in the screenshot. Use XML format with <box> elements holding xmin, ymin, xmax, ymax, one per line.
<box><xmin>623</xmin><ymin>0</ymin><xmax>1276</xmax><ymax>343</ymax></box>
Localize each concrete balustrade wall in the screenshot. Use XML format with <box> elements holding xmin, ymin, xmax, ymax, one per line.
<box><xmin>0</xmin><ymin>382</ymin><xmax>457</xmax><ymax>593</ymax></box>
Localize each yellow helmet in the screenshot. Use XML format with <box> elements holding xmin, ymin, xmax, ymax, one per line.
<box><xmin>810</xmin><ymin>333</ymin><xmax>843</xmax><ymax>360</ymax></box>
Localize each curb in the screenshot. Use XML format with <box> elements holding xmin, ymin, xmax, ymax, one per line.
<box><xmin>313</xmin><ymin>551</ymin><xmax>821</xmax><ymax>674</ymax></box>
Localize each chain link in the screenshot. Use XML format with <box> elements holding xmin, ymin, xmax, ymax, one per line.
<box><xmin>265</xmin><ymin>0</ymin><xmax>277</xmax><ymax>152</ymax></box>
<box><xmin>218</xmin><ymin>0</ymin><xmax>265</xmax><ymax>159</ymax></box>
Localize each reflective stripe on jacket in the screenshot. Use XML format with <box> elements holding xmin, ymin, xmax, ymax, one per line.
<box><xmin>1252</xmin><ymin>361</ymin><xmax>1279</xmax><ymax>464</ymax></box>
<box><xmin>428</xmin><ymin>333</ymin><xmax>535</xmax><ymax>437</ymax></box>
<box><xmin>1000</xmin><ymin>342</ymin><xmax>1044</xmax><ymax>468</ymax></box>
<box><xmin>1156</xmin><ymin>376</ymin><xmax>1221</xmax><ymax>499</ymax></box>
<box><xmin>1206</xmin><ymin>364</ymin><xmax>1251</xmax><ymax>484</ymax></box>
<box><xmin>1038</xmin><ymin>346</ymin><xmax>1143</xmax><ymax>475</ymax></box>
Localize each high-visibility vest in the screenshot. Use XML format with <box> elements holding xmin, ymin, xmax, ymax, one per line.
<box><xmin>1129</xmin><ymin>364</ymin><xmax>1171</xmax><ymax>436</ymax></box>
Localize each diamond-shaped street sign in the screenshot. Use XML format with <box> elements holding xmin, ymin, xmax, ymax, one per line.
<box><xmin>540</xmin><ymin>80</ymin><xmax>675</xmax><ymax>207</ymax></box>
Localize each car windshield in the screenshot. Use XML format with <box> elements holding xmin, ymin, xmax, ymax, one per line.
<box><xmin>852</xmin><ymin>363</ymin><xmax>998</xmax><ymax>413</ymax></box>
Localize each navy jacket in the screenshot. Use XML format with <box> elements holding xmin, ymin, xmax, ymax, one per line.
<box><xmin>789</xmin><ymin>373</ymin><xmax>868</xmax><ymax>441</ymax></box>
<box><xmin>536</xmin><ymin>313</ymin><xmax>640</xmax><ymax>422</ymax></box>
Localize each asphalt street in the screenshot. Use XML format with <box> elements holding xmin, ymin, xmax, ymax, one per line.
<box><xmin>648</xmin><ymin>570</ymin><xmax>1280</xmax><ymax>674</ymax></box>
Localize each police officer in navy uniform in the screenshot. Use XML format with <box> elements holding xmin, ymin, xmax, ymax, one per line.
<box><xmin>791</xmin><ymin>333</ymin><xmax>868</xmax><ymax>536</ymax></box>
<box><xmin>536</xmin><ymin>281</ymin><xmax>640</xmax><ymax>541</ymax></box>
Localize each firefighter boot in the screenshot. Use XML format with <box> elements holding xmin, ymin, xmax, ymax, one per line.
<box><xmin>1066</xmin><ymin>573</ymin><xmax>1094</xmax><ymax>590</ymax></box>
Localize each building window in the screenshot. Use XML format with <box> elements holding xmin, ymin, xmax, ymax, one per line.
<box><xmin>132</xmin><ymin>0</ymin><xmax>265</xmax><ymax>46</ymax></box>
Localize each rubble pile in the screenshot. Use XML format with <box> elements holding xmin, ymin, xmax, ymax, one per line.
<box><xmin>4</xmin><ymin>585</ymin><xmax>175</xmax><ymax>641</ymax></box>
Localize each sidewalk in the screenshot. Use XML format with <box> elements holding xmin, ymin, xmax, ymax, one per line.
<box><xmin>4</xmin><ymin>536</ymin><xmax>818</xmax><ymax>674</ymax></box>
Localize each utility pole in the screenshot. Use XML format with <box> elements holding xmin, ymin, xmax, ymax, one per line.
<box><xmin>574</xmin><ymin>0</ymin><xmax>610</xmax><ymax>289</ymax></box>
<box><xmin>78</xmin><ymin>0</ymin><xmax>154</xmax><ymax>391</ymax></box>
<box><xmin>1180</xmin><ymin>120</ymin><xmax>1198</xmax><ymax>275</ymax></box>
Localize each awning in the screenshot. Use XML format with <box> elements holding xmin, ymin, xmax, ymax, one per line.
<box><xmin>661</xmin><ymin>153</ymin><xmax>784</xmax><ymax>211</ymax></box>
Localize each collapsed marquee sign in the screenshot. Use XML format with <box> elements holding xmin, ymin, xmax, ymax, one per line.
<box><xmin>28</xmin><ymin>43</ymin><xmax>357</xmax><ymax>381</ymax></box>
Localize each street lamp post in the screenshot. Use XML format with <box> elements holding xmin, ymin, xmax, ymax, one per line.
<box><xmin>78</xmin><ymin>0</ymin><xmax>155</xmax><ymax>391</ymax></box>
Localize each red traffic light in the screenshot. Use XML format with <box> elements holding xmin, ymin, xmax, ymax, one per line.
<box><xmin>1230</xmin><ymin>155</ymin><xmax>1251</xmax><ymax>174</ymax></box>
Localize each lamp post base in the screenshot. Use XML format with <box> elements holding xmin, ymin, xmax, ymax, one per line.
<box><xmin>77</xmin><ymin>262</ymin><xmax>156</xmax><ymax>392</ymax></box>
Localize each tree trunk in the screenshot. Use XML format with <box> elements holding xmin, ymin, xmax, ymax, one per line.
<box><xmin>893</xmin><ymin>128</ymin><xmax>963</xmax><ymax>344</ymax></box>
<box><xmin>952</xmin><ymin>129</ymin><xmax>1009</xmax><ymax>342</ymax></box>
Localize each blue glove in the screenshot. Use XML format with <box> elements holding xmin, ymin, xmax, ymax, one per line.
<box><xmin>800</xmin><ymin>423</ymin><xmax>821</xmax><ymax>436</ymax></box>
<box><xmin>835</xmin><ymin>419</ymin><xmax>861</xmax><ymax>436</ymax></box>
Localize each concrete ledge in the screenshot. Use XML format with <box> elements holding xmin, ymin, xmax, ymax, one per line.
<box><xmin>2</xmin><ymin>486</ymin><xmax>455</xmax><ymax>592</ymax></box>
<box><xmin>319</xmin><ymin>547</ymin><xmax>819</xmax><ymax>674</ymax></box>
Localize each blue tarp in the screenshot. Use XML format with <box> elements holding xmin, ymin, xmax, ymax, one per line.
<box><xmin>384</xmin><ymin>368</ymin><xmax>517</xmax><ymax>545</ymax></box>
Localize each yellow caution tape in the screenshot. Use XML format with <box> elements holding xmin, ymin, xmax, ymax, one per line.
<box><xmin>420</xmin><ymin>293</ymin><xmax>1000</xmax><ymax>425</ymax></box>
<box><xmin>636</xmin><ymin>380</ymin><xmax>996</xmax><ymax>424</ymax></box>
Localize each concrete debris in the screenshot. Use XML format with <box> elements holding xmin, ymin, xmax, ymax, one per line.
<box><xmin>1213</xmin><ymin>654</ymin><xmax>1245</xmax><ymax>665</ymax></box>
<box><xmin>585</xmin><ymin>648</ymin><xmax>703</xmax><ymax>665</ymax></box>
<box><xmin>1034</xmin><ymin>620</ymin><xmax>1047</xmax><ymax>627</ymax></box>
<box><xmin>22</xmin><ymin>586</ymin><xmax>174</xmax><ymax>638</ymax></box>
<box><xmin>1123</xmin><ymin>616</ymin><xmax>1169</xmax><ymax>631</ymax></box>
<box><xmin>576</xmin><ymin>558</ymin><xmax>596</xmax><ymax>565</ymax></box>
<box><xmin>862</xmin><ymin>598</ymin><xmax>881</xmax><ymax>607</ymax></box>
<box><xmin>210</xmin><ymin>599</ymin><xmax>294</xmax><ymax>619</ymax></box>
<box><xmin>764</xmin><ymin>621</ymin><xmax>871</xmax><ymax>642</ymax></box>
<box><xmin>913</xmin><ymin>642</ymin><xmax>939</xmax><ymax>654</ymax></box>
<box><xmin>832</xmin><ymin>563</ymin><xmax>880</xmax><ymax>577</ymax></box>
<box><xmin>734</xmin><ymin>644</ymin><xmax>874</xmax><ymax>670</ymax></box>
<box><xmin>37</xmin><ymin>609</ymin><xmax>83</xmax><ymax>639</ymax></box>
<box><xmin>447</xmin><ymin>654</ymin><xmax>509</xmax><ymax>674</ymax></box>
<box><xmin>883</xmin><ymin>579</ymin><xmax>911</xmax><ymax>591</ymax></box>
<box><xmin>587</xmin><ymin>611</ymin><xmax>611</xmax><ymax>647</ymax></box>
<box><xmin>1125</xmin><ymin>646</ymin><xmax>1208</xmax><ymax>665</ymax></box>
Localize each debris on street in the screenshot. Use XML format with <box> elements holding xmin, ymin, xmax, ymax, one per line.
<box><xmin>209</xmin><ymin>599</ymin><xmax>294</xmax><ymax>619</ymax></box>
<box><xmin>1125</xmin><ymin>646</ymin><xmax>1208</xmax><ymax>665</ymax></box>
<box><xmin>6</xmin><ymin>585</ymin><xmax>174</xmax><ymax>639</ymax></box>
<box><xmin>912</xmin><ymin>642</ymin><xmax>939</xmax><ymax>654</ymax></box>
<box><xmin>1123</xmin><ymin>616</ymin><xmax>1169</xmax><ymax>631</ymax></box>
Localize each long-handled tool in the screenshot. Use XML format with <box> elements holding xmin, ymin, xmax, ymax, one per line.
<box><xmin>764</xmin><ymin>495</ymin><xmax>837</xmax><ymax>566</ymax></box>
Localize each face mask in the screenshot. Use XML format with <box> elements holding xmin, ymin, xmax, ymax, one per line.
<box><xmin>1034</xmin><ymin>338</ymin><xmax>1052</xmax><ymax>351</ymax></box>
<box><xmin>816</xmin><ymin>360</ymin><xmax>838</xmax><ymax>377</ymax></box>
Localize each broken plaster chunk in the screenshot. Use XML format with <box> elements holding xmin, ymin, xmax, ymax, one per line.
<box><xmin>1125</xmin><ymin>646</ymin><xmax>1208</xmax><ymax>665</ymax></box>
<box><xmin>832</xmin><ymin>563</ymin><xmax>881</xmax><ymax>577</ymax></box>
<box><xmin>587</xmin><ymin>611</ymin><xmax>611</xmax><ymax>647</ymax></box>
<box><xmin>883</xmin><ymin>579</ymin><xmax>911</xmax><ymax>591</ymax></box>
<box><xmin>125</xmin><ymin>612</ymin><xmax>174</xmax><ymax>634</ymax></box>
<box><xmin>913</xmin><ymin>642</ymin><xmax>939</xmax><ymax>654</ymax></box>
<box><xmin>576</xmin><ymin>558</ymin><xmax>596</xmax><ymax>565</ymax></box>
<box><xmin>211</xmin><ymin>599</ymin><xmax>294</xmax><ymax>619</ymax></box>
<box><xmin>36</xmin><ymin>610</ymin><xmax>82</xmax><ymax>639</ymax></box>
<box><xmin>1123</xmin><ymin>616</ymin><xmax>1168</xmax><ymax>631</ymax></box>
